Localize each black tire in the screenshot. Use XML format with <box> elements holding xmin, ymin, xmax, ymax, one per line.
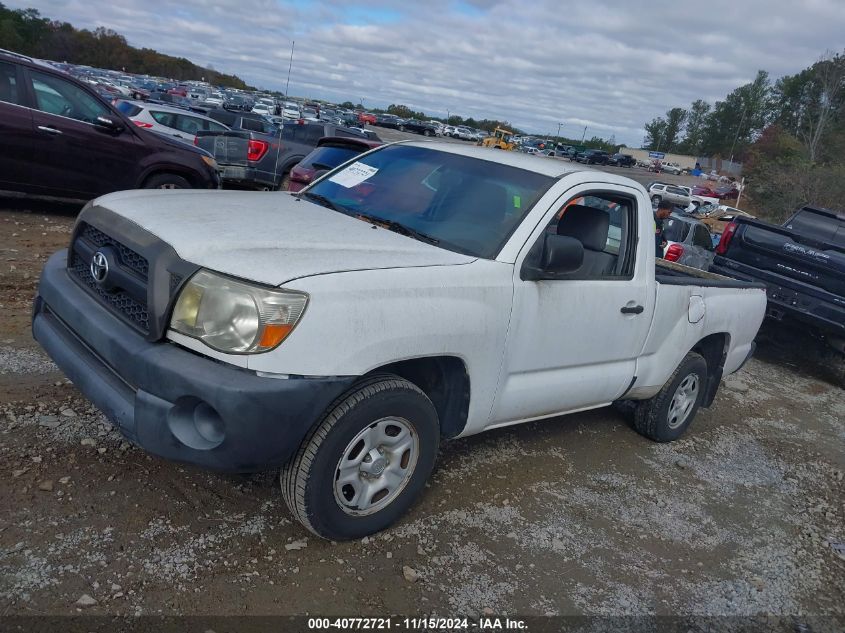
<box><xmin>633</xmin><ymin>352</ymin><xmax>708</xmax><ymax>442</ymax></box>
<box><xmin>423</xmin><ymin>129</ymin><xmax>432</xmax><ymax>137</ymax></box>
<box><xmin>399</xmin><ymin>125</ymin><xmax>406</xmax><ymax>132</ymax></box>
<box><xmin>281</xmin><ymin>375</ymin><xmax>440</xmax><ymax>540</ymax></box>
<box><xmin>143</xmin><ymin>173</ymin><xmax>191</xmax><ymax>189</ymax></box>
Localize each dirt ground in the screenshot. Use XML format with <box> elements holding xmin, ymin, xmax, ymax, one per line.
<box><xmin>0</xmin><ymin>184</ymin><xmax>843</xmax><ymax>626</ymax></box>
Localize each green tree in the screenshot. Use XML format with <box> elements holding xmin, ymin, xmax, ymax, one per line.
<box><xmin>701</xmin><ymin>70</ymin><xmax>772</xmax><ymax>160</ymax></box>
<box><xmin>0</xmin><ymin>3</ymin><xmax>253</xmax><ymax>89</ymax></box>
<box><xmin>643</xmin><ymin>116</ymin><xmax>668</xmax><ymax>150</ymax></box>
<box><xmin>676</xmin><ymin>99</ymin><xmax>710</xmax><ymax>155</ymax></box>
<box><xmin>662</xmin><ymin>107</ymin><xmax>687</xmax><ymax>151</ymax></box>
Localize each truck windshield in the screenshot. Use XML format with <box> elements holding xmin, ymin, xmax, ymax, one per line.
<box><xmin>302</xmin><ymin>145</ymin><xmax>555</xmax><ymax>258</ymax></box>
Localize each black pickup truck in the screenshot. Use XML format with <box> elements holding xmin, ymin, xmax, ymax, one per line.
<box><xmin>196</xmin><ymin>115</ymin><xmax>374</xmax><ymax>189</ymax></box>
<box><xmin>710</xmin><ymin>205</ymin><xmax>845</xmax><ymax>354</ymax></box>
<box><xmin>399</xmin><ymin>119</ymin><xmax>438</xmax><ymax>136</ymax></box>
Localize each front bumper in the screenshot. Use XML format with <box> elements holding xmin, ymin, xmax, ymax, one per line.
<box><xmin>33</xmin><ymin>251</ymin><xmax>355</xmax><ymax>472</ymax></box>
<box><xmin>219</xmin><ymin>164</ymin><xmax>276</xmax><ymax>189</ymax></box>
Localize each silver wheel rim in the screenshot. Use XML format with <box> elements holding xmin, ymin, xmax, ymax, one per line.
<box><xmin>157</xmin><ymin>183</ymin><xmax>181</xmax><ymax>189</ymax></box>
<box><xmin>668</xmin><ymin>373</ymin><xmax>699</xmax><ymax>429</ymax></box>
<box><xmin>333</xmin><ymin>417</ymin><xmax>419</xmax><ymax>516</ymax></box>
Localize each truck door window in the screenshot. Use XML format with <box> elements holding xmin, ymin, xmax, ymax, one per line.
<box><xmin>539</xmin><ymin>193</ymin><xmax>636</xmax><ymax>279</ymax></box>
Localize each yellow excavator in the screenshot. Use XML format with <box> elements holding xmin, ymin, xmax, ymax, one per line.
<box><xmin>481</xmin><ymin>127</ymin><xmax>515</xmax><ymax>150</ymax></box>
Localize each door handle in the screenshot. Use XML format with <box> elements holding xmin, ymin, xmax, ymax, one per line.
<box><xmin>621</xmin><ymin>305</ymin><xmax>644</xmax><ymax>315</ymax></box>
<box><xmin>37</xmin><ymin>125</ymin><xmax>62</xmax><ymax>135</ymax></box>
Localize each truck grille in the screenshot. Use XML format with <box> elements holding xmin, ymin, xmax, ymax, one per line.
<box><xmin>68</xmin><ymin>223</ymin><xmax>150</xmax><ymax>334</ymax></box>
<box><xmin>80</xmin><ymin>223</ymin><xmax>149</xmax><ymax>279</ymax></box>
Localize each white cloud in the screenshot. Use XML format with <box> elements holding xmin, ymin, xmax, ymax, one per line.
<box><xmin>11</xmin><ymin>0</ymin><xmax>845</xmax><ymax>145</ymax></box>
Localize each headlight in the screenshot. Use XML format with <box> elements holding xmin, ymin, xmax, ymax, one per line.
<box><xmin>170</xmin><ymin>270</ymin><xmax>307</xmax><ymax>354</ymax></box>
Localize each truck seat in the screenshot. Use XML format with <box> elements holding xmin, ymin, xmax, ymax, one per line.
<box><xmin>557</xmin><ymin>205</ymin><xmax>616</xmax><ymax>276</ymax></box>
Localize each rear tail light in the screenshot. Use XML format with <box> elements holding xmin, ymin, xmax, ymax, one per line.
<box><xmin>665</xmin><ymin>243</ymin><xmax>684</xmax><ymax>262</ymax></box>
<box><xmin>715</xmin><ymin>222</ymin><xmax>738</xmax><ymax>255</ymax></box>
<box><xmin>133</xmin><ymin>120</ymin><xmax>153</xmax><ymax>128</ymax></box>
<box><xmin>247</xmin><ymin>139</ymin><xmax>269</xmax><ymax>162</ymax></box>
<box><xmin>193</xmin><ymin>136</ymin><xmax>199</xmax><ymax>146</ymax></box>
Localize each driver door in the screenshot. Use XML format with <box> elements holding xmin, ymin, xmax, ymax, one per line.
<box><xmin>23</xmin><ymin>68</ymin><xmax>140</xmax><ymax>198</ymax></box>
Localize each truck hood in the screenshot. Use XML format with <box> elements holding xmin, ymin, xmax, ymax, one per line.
<box><xmin>92</xmin><ymin>190</ymin><xmax>475</xmax><ymax>286</ymax></box>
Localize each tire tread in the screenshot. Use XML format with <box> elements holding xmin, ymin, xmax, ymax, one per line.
<box><xmin>280</xmin><ymin>375</ymin><xmax>428</xmax><ymax>538</ymax></box>
<box><xmin>633</xmin><ymin>352</ymin><xmax>706</xmax><ymax>442</ymax></box>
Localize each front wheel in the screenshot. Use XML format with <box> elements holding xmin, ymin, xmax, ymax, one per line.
<box><xmin>633</xmin><ymin>352</ymin><xmax>708</xmax><ymax>442</ymax></box>
<box><xmin>423</xmin><ymin>129</ymin><xmax>432</xmax><ymax>137</ymax></box>
<box><xmin>281</xmin><ymin>375</ymin><xmax>439</xmax><ymax>540</ymax></box>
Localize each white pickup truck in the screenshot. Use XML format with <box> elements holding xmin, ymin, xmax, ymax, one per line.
<box><xmin>33</xmin><ymin>142</ymin><xmax>767</xmax><ymax>540</ymax></box>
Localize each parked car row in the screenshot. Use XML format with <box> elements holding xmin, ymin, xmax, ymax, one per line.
<box><xmin>0</xmin><ymin>49</ymin><xmax>220</xmax><ymax>200</ymax></box>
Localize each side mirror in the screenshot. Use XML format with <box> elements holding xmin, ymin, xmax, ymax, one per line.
<box><xmin>95</xmin><ymin>116</ymin><xmax>124</xmax><ymax>133</ymax></box>
<box><xmin>522</xmin><ymin>234</ymin><xmax>584</xmax><ymax>280</ymax></box>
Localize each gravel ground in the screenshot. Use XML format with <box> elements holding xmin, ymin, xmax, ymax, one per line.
<box><xmin>0</xmin><ymin>180</ymin><xmax>843</xmax><ymax>626</ymax></box>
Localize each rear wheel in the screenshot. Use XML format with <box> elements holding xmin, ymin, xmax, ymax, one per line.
<box><xmin>281</xmin><ymin>375</ymin><xmax>439</xmax><ymax>540</ymax></box>
<box><xmin>633</xmin><ymin>352</ymin><xmax>708</xmax><ymax>442</ymax></box>
<box><xmin>143</xmin><ymin>173</ymin><xmax>191</xmax><ymax>189</ymax></box>
<box><xmin>279</xmin><ymin>172</ymin><xmax>291</xmax><ymax>191</ymax></box>
<box><xmin>423</xmin><ymin>129</ymin><xmax>432</xmax><ymax>137</ymax></box>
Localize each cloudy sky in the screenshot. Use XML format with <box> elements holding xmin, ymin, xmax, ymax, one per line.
<box><xmin>12</xmin><ymin>0</ymin><xmax>845</xmax><ymax>145</ymax></box>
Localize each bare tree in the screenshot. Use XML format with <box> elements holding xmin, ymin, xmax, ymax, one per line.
<box><xmin>799</xmin><ymin>51</ymin><xmax>845</xmax><ymax>162</ymax></box>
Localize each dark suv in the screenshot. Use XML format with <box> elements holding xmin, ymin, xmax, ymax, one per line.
<box><xmin>0</xmin><ymin>49</ymin><xmax>219</xmax><ymax>200</ymax></box>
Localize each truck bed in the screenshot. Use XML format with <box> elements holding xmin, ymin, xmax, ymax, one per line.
<box><xmin>656</xmin><ymin>259</ymin><xmax>765</xmax><ymax>289</ymax></box>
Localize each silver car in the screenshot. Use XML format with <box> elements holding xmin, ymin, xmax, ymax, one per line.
<box><xmin>648</xmin><ymin>183</ymin><xmax>692</xmax><ymax>208</ymax></box>
<box><xmin>115</xmin><ymin>100</ymin><xmax>229</xmax><ymax>142</ymax></box>
<box><xmin>661</xmin><ymin>213</ymin><xmax>716</xmax><ymax>271</ymax></box>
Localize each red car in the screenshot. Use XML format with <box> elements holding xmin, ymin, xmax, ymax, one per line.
<box><xmin>692</xmin><ymin>185</ymin><xmax>718</xmax><ymax>197</ymax></box>
<box><xmin>357</xmin><ymin>111</ymin><xmax>377</xmax><ymax>125</ymax></box>
<box><xmin>287</xmin><ymin>137</ymin><xmax>382</xmax><ymax>192</ymax></box>
<box><xmin>715</xmin><ymin>184</ymin><xmax>740</xmax><ymax>199</ymax></box>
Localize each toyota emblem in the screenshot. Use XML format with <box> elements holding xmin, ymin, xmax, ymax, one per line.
<box><xmin>90</xmin><ymin>251</ymin><xmax>109</xmax><ymax>284</ymax></box>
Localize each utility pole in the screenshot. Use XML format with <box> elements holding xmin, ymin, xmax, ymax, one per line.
<box><xmin>728</xmin><ymin>104</ymin><xmax>748</xmax><ymax>164</ymax></box>
<box><xmin>284</xmin><ymin>40</ymin><xmax>295</xmax><ymax>99</ymax></box>
<box><xmin>557</xmin><ymin>122</ymin><xmax>563</xmax><ymax>139</ymax></box>
<box><xmin>580</xmin><ymin>126</ymin><xmax>587</xmax><ymax>143</ymax></box>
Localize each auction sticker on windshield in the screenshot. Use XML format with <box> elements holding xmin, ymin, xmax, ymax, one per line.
<box><xmin>328</xmin><ymin>162</ymin><xmax>379</xmax><ymax>188</ymax></box>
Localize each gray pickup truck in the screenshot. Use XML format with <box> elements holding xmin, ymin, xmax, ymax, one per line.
<box><xmin>197</xmin><ymin>115</ymin><xmax>374</xmax><ymax>190</ymax></box>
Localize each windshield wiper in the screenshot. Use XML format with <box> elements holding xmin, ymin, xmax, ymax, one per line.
<box><xmin>354</xmin><ymin>213</ymin><xmax>440</xmax><ymax>246</ymax></box>
<box><xmin>297</xmin><ymin>191</ymin><xmax>347</xmax><ymax>215</ymax></box>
